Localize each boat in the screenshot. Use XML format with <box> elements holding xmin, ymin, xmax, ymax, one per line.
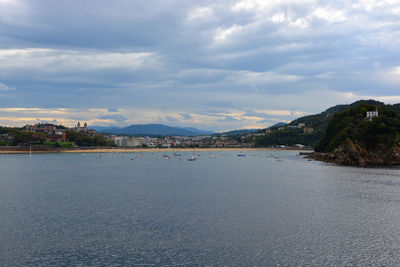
<box><xmin>188</xmin><ymin>155</ymin><xmax>197</xmax><ymax>161</ymax></box>
<box><xmin>237</xmin><ymin>154</ymin><xmax>246</xmax><ymax>157</ymax></box>
<box><xmin>29</xmin><ymin>146</ymin><xmax>32</xmax><ymax>158</ymax></box>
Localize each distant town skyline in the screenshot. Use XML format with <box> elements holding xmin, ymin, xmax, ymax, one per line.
<box><xmin>0</xmin><ymin>0</ymin><xmax>399</xmax><ymax>131</ymax></box>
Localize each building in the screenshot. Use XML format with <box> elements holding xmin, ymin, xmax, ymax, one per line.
<box><xmin>22</xmin><ymin>123</ymin><xmax>67</xmax><ymax>142</ymax></box>
<box><xmin>75</xmin><ymin>122</ymin><xmax>88</xmax><ymax>133</ymax></box>
<box><xmin>24</xmin><ymin>124</ymin><xmax>57</xmax><ymax>134</ymax></box>
<box><xmin>366</xmin><ymin>109</ymin><xmax>378</xmax><ymax>120</ymax></box>
<box><xmin>45</xmin><ymin>132</ymin><xmax>67</xmax><ymax>142</ymax></box>
<box><xmin>126</xmin><ymin>137</ymin><xmax>142</xmax><ymax>147</ymax></box>
<box><xmin>114</xmin><ymin>136</ymin><xmax>127</xmax><ymax>147</ymax></box>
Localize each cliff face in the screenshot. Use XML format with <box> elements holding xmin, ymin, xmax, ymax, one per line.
<box><xmin>309</xmin><ymin>138</ymin><xmax>400</xmax><ymax>167</ymax></box>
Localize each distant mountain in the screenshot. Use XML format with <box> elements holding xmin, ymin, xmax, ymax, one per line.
<box><xmin>176</xmin><ymin>127</ymin><xmax>215</xmax><ymax>135</ymax></box>
<box><xmin>93</xmin><ymin>124</ymin><xmax>213</xmax><ymax>136</ymax></box>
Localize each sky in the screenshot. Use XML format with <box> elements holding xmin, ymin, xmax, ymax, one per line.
<box><xmin>0</xmin><ymin>0</ymin><xmax>399</xmax><ymax>131</ymax></box>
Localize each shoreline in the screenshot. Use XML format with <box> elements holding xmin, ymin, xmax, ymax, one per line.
<box><xmin>0</xmin><ymin>147</ymin><xmax>313</xmax><ymax>154</ymax></box>
<box><xmin>305</xmin><ymin>151</ymin><xmax>400</xmax><ymax>167</ymax></box>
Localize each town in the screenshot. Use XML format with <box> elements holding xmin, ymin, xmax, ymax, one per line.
<box><xmin>0</xmin><ymin>122</ymin><xmax>248</xmax><ymax>149</ymax></box>
<box><xmin>0</xmin><ymin>119</ymin><xmax>322</xmax><ymax>150</ymax></box>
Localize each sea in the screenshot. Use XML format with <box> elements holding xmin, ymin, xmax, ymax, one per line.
<box><xmin>1</xmin><ymin>150</ymin><xmax>400</xmax><ymax>266</ymax></box>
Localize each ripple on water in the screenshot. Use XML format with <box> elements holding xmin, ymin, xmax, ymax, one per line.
<box><xmin>1</xmin><ymin>152</ymin><xmax>400</xmax><ymax>266</ymax></box>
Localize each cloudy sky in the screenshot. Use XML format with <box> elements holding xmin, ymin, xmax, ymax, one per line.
<box><xmin>0</xmin><ymin>0</ymin><xmax>399</xmax><ymax>131</ymax></box>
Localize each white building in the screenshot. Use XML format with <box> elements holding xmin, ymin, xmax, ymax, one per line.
<box><xmin>114</xmin><ymin>136</ymin><xmax>127</xmax><ymax>146</ymax></box>
<box><xmin>126</xmin><ymin>137</ymin><xmax>142</xmax><ymax>147</ymax></box>
<box><xmin>366</xmin><ymin>109</ymin><xmax>379</xmax><ymax>119</ymax></box>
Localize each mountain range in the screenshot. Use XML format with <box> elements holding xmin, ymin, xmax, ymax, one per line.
<box><xmin>91</xmin><ymin>124</ymin><xmax>215</xmax><ymax>136</ymax></box>
<box><xmin>91</xmin><ymin>121</ymin><xmax>289</xmax><ymax>137</ymax></box>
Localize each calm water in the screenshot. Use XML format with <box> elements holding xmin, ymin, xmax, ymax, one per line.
<box><xmin>1</xmin><ymin>151</ymin><xmax>400</xmax><ymax>266</ymax></box>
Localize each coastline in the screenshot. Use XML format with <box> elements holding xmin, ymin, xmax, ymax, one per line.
<box><xmin>0</xmin><ymin>147</ymin><xmax>313</xmax><ymax>154</ymax></box>
<box><xmin>305</xmin><ymin>152</ymin><xmax>400</xmax><ymax>167</ymax></box>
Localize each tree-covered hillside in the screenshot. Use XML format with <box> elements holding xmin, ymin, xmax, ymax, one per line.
<box><xmin>255</xmin><ymin>128</ymin><xmax>321</xmax><ymax>147</ymax></box>
<box><xmin>254</xmin><ymin>100</ymin><xmax>391</xmax><ymax>147</ymax></box>
<box><xmin>315</xmin><ymin>102</ymin><xmax>400</xmax><ymax>152</ymax></box>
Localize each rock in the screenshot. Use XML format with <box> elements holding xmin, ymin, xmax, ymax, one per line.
<box><xmin>307</xmin><ymin>138</ymin><xmax>400</xmax><ymax>167</ymax></box>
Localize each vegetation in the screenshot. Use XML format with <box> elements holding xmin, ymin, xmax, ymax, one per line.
<box><xmin>0</xmin><ymin>123</ymin><xmax>111</xmax><ymax>148</ymax></box>
<box><xmin>0</xmin><ymin>141</ymin><xmax>12</xmax><ymax>146</ymax></box>
<box><xmin>13</xmin><ymin>131</ymin><xmax>47</xmax><ymax>145</ymax></box>
<box><xmin>43</xmin><ymin>141</ymin><xmax>74</xmax><ymax>148</ymax></box>
<box><xmin>254</xmin><ymin>99</ymin><xmax>392</xmax><ymax>148</ymax></box>
<box><xmin>315</xmin><ymin>102</ymin><xmax>400</xmax><ymax>152</ymax></box>
<box><xmin>255</xmin><ymin>129</ymin><xmax>321</xmax><ymax>147</ymax></box>
<box><xmin>0</xmin><ymin>126</ymin><xmax>20</xmax><ymax>135</ymax></box>
<box><xmin>65</xmin><ymin>130</ymin><xmax>112</xmax><ymax>147</ymax></box>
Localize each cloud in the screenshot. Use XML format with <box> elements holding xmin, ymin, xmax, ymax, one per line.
<box><xmin>383</xmin><ymin>66</ymin><xmax>400</xmax><ymax>85</ymax></box>
<box><xmin>179</xmin><ymin>113</ymin><xmax>192</xmax><ymax>120</ymax></box>
<box><xmin>218</xmin><ymin>116</ymin><xmax>240</xmax><ymax>122</ymax></box>
<box><xmin>0</xmin><ymin>0</ymin><xmax>399</xmax><ymax>130</ymax></box>
<box><xmin>165</xmin><ymin>116</ymin><xmax>179</xmax><ymax>123</ymax></box>
<box><xmin>187</xmin><ymin>6</ymin><xmax>213</xmax><ymax>20</ymax></box>
<box><xmin>98</xmin><ymin>114</ymin><xmax>127</xmax><ymax>123</ymax></box>
<box><xmin>0</xmin><ymin>49</ymin><xmax>159</xmax><ymax>76</ymax></box>
<box><xmin>0</xmin><ymin>82</ymin><xmax>15</xmax><ymax>91</ymax></box>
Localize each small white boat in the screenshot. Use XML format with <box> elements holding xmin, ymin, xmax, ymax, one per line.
<box><xmin>188</xmin><ymin>155</ymin><xmax>197</xmax><ymax>161</ymax></box>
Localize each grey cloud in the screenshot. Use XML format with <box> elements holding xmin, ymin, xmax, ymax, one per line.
<box><xmin>218</xmin><ymin>116</ymin><xmax>239</xmax><ymax>122</ymax></box>
<box><xmin>1</xmin><ymin>0</ymin><xmax>399</xmax><ymax>130</ymax></box>
<box><xmin>165</xmin><ymin>116</ymin><xmax>179</xmax><ymax>123</ymax></box>
<box><xmin>98</xmin><ymin>114</ymin><xmax>127</xmax><ymax>123</ymax></box>
<box><xmin>0</xmin><ymin>82</ymin><xmax>15</xmax><ymax>91</ymax></box>
<box><xmin>179</xmin><ymin>113</ymin><xmax>192</xmax><ymax>120</ymax></box>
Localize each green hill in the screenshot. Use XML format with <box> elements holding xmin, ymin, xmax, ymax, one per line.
<box><xmin>315</xmin><ymin>102</ymin><xmax>400</xmax><ymax>152</ymax></box>
<box><xmin>254</xmin><ymin>100</ymin><xmax>390</xmax><ymax>147</ymax></box>
<box><xmin>312</xmin><ymin>102</ymin><xmax>400</xmax><ymax>166</ymax></box>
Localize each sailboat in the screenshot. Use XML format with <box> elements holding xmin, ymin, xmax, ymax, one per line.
<box><xmin>29</xmin><ymin>145</ymin><xmax>32</xmax><ymax>158</ymax></box>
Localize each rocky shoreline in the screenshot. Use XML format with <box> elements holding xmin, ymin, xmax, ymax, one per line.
<box><xmin>306</xmin><ymin>139</ymin><xmax>400</xmax><ymax>167</ymax></box>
